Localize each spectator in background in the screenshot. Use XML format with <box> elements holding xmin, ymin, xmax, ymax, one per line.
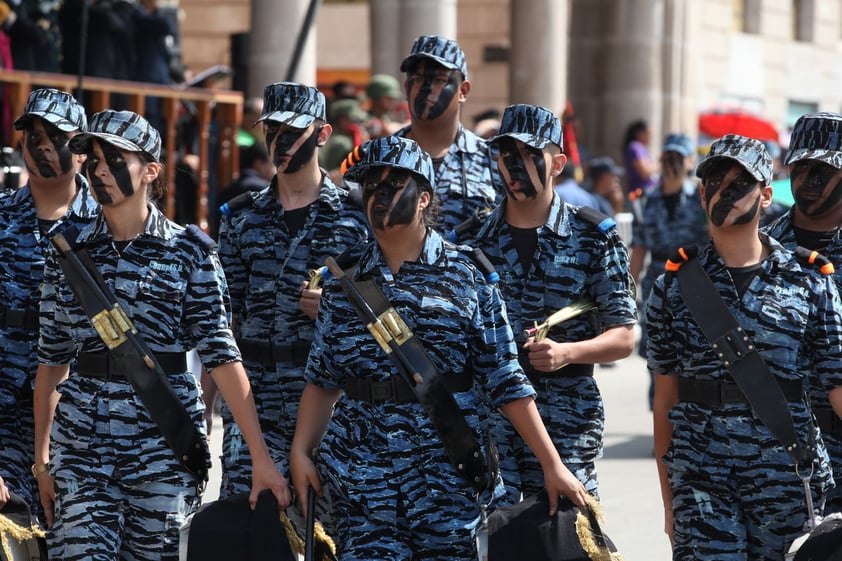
<box><xmin>553</xmin><ymin>158</ymin><xmax>600</xmax><ymax>208</ymax></box>
<box><xmin>210</xmin><ymin>143</ymin><xmax>274</xmax><ymax>238</ymax></box>
<box><xmin>237</xmin><ymin>97</ymin><xmax>265</xmax><ymax>148</ymax></box>
<box><xmin>3</xmin><ymin>0</ymin><xmax>60</xmax><ymax>72</ymax></box>
<box><xmin>363</xmin><ymin>73</ymin><xmax>409</xmax><ymax>138</ymax></box>
<box><xmin>622</xmin><ymin>119</ymin><xmax>657</xmax><ymax>200</ymax></box>
<box><xmin>59</xmin><ymin>0</ymin><xmax>135</xmax><ymax>82</ymax></box>
<box><xmin>320</xmin><ymin>98</ymin><xmax>368</xmax><ymax>177</ymax></box>
<box><xmin>471</xmin><ymin>108</ymin><xmax>501</xmax><ymax>140</ymax></box>
<box><xmin>587</xmin><ymin>156</ymin><xmax>625</xmax><ymax>216</ymax></box>
<box><xmin>132</xmin><ymin>0</ymin><xmax>175</xmax><ymax>134</ymax></box>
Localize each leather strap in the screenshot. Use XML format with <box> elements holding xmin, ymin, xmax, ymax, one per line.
<box><xmin>0</xmin><ymin>305</ymin><xmax>39</xmax><ymax>330</ymax></box>
<box><xmin>678</xmin><ymin>377</ymin><xmax>803</xmax><ymax>408</ymax></box>
<box><xmin>673</xmin><ymin>249</ymin><xmax>813</xmax><ymax>466</ymax></box>
<box><xmin>814</xmin><ymin>407</ymin><xmax>842</xmax><ymax>436</ymax></box>
<box><xmin>77</xmin><ymin>351</ymin><xmax>187</xmax><ymax>379</ymax></box>
<box><xmin>237</xmin><ymin>339</ymin><xmax>311</xmax><ymax>366</ymax></box>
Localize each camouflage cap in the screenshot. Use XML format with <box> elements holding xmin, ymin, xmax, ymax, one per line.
<box><xmin>663</xmin><ymin>133</ymin><xmax>694</xmax><ymax>157</ymax></box>
<box><xmin>256</xmin><ymin>82</ymin><xmax>326</xmax><ymax>128</ymax></box>
<box><xmin>695</xmin><ymin>134</ymin><xmax>773</xmax><ymax>184</ymax></box>
<box><xmin>343</xmin><ymin>136</ymin><xmax>435</xmax><ymax>188</ymax></box>
<box><xmin>785</xmin><ymin>112</ymin><xmax>842</xmax><ymax>169</ymax></box>
<box><xmin>366</xmin><ymin>74</ymin><xmax>402</xmax><ymax>100</ymax></box>
<box><xmin>14</xmin><ymin>88</ymin><xmax>87</xmax><ymax>132</ymax></box>
<box><xmin>490</xmin><ymin>104</ymin><xmax>563</xmax><ymax>150</ymax></box>
<box><xmin>69</xmin><ymin>110</ymin><xmax>162</xmax><ymax>161</ymax></box>
<box><xmin>400</xmin><ymin>35</ymin><xmax>468</xmax><ymax>80</ymax></box>
<box><xmin>329</xmin><ymin>99</ymin><xmax>368</xmax><ymax>123</ymax></box>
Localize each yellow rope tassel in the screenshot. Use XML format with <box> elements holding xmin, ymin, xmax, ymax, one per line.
<box><xmin>0</xmin><ymin>513</ymin><xmax>46</xmax><ymax>561</ymax></box>
<box><xmin>278</xmin><ymin>511</ymin><xmax>336</xmax><ymax>558</ymax></box>
<box><xmin>575</xmin><ymin>495</ymin><xmax>624</xmax><ymax>561</ymax></box>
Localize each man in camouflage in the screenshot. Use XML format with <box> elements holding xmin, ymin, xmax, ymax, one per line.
<box><xmin>216</xmin><ymin>81</ymin><xmax>370</xmax><ymax>498</ymax></box>
<box><xmin>764</xmin><ymin>112</ymin><xmax>842</xmax><ymax>515</ymax></box>
<box><xmin>473</xmin><ymin>104</ymin><xmax>637</xmax><ymax>501</ymax></box>
<box><xmin>395</xmin><ymin>34</ymin><xmax>502</xmax><ymax>238</ymax></box>
<box><xmin>649</xmin><ymin>134</ymin><xmax>842</xmax><ymax>559</ymax></box>
<box><xmin>0</xmin><ymin>88</ymin><xmax>97</xmax><ymax>513</ymax></box>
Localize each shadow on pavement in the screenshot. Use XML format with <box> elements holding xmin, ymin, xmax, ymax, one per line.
<box><xmin>602</xmin><ymin>434</ymin><xmax>655</xmax><ymax>460</ymax></box>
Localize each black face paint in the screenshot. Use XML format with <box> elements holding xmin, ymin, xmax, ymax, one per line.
<box><xmin>705</xmin><ymin>166</ymin><xmax>761</xmax><ymax>227</ymax></box>
<box><xmin>23</xmin><ymin>123</ymin><xmax>73</xmax><ymax>179</ymax></box>
<box><xmin>283</xmin><ymin>127</ymin><xmax>321</xmax><ymax>174</ymax></box>
<box><xmin>497</xmin><ymin>137</ymin><xmax>544</xmax><ymax>199</ymax></box>
<box><xmin>85</xmin><ymin>142</ymin><xmax>135</xmax><ymax>204</ymax></box>
<box><xmin>791</xmin><ymin>161</ymin><xmax>842</xmax><ymax>217</ymax></box>
<box><xmin>362</xmin><ymin>167</ymin><xmax>420</xmax><ymax>230</ymax></box>
<box><xmin>407</xmin><ymin>63</ymin><xmax>459</xmax><ymax>121</ymax></box>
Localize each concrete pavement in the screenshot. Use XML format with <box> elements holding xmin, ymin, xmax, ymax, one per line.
<box><xmin>202</xmin><ymin>352</ymin><xmax>672</xmax><ymax>560</ymax></box>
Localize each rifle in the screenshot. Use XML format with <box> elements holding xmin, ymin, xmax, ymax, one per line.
<box><xmin>51</xmin><ymin>232</ymin><xmax>210</xmax><ymax>480</ymax></box>
<box><xmin>304</xmin><ymin>486</ymin><xmax>316</xmax><ymax>561</ymax></box>
<box><xmin>522</xmin><ymin>298</ymin><xmax>597</xmax><ymax>342</ymax></box>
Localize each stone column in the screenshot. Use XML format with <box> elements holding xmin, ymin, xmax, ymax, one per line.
<box><xmin>509</xmin><ymin>0</ymin><xmax>567</xmax><ymax>112</ymax></box>
<box><xmin>249</xmin><ymin>0</ymin><xmax>316</xmax><ymax>97</ymax></box>
<box><xmin>602</xmin><ymin>0</ymin><xmax>664</xmax><ymax>160</ymax></box>
<box><xmin>399</xmin><ymin>0</ymin><xmax>458</xmax><ymax>55</ymax></box>
<box><xmin>370</xmin><ymin>0</ymin><xmax>403</xmax><ymax>76</ymax></box>
<box><xmin>661</xmin><ymin>0</ymin><xmax>697</xmax><ymax>141</ymax></box>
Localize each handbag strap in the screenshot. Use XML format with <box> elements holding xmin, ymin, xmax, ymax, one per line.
<box><xmin>668</xmin><ymin>246</ymin><xmax>813</xmax><ymax>467</ymax></box>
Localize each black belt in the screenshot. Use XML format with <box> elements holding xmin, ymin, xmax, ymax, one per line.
<box><xmin>518</xmin><ymin>349</ymin><xmax>594</xmax><ymax>382</ymax></box>
<box><xmin>814</xmin><ymin>407</ymin><xmax>842</xmax><ymax>436</ymax></box>
<box><xmin>344</xmin><ymin>372</ymin><xmax>473</xmax><ymax>404</ymax></box>
<box><xmin>0</xmin><ymin>305</ymin><xmax>39</xmax><ymax>330</ymax></box>
<box><xmin>678</xmin><ymin>377</ymin><xmax>803</xmax><ymax>409</ymax></box>
<box><xmin>237</xmin><ymin>339</ymin><xmax>311</xmax><ymax>366</ymax></box>
<box><xmin>77</xmin><ymin>351</ymin><xmax>187</xmax><ymax>379</ymax></box>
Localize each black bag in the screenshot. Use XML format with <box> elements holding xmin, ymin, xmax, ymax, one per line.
<box><xmin>487</xmin><ymin>492</ymin><xmax>622</xmax><ymax>561</ymax></box>
<box><xmin>788</xmin><ymin>514</ymin><xmax>842</xmax><ymax>561</ymax></box>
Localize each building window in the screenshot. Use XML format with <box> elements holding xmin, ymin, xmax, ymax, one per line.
<box><xmin>793</xmin><ymin>0</ymin><xmax>815</xmax><ymax>42</ymax></box>
<box><xmin>743</xmin><ymin>0</ymin><xmax>761</xmax><ymax>34</ymax></box>
<box><xmin>787</xmin><ymin>100</ymin><xmax>818</xmax><ymax>129</ymax></box>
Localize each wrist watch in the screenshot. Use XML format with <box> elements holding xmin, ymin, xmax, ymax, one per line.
<box><xmin>31</xmin><ymin>463</ymin><xmax>49</xmax><ymax>477</ymax></box>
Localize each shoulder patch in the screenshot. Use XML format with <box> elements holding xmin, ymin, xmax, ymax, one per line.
<box><xmin>574</xmin><ymin>206</ymin><xmax>616</xmax><ymax>234</ymax></box>
<box><xmin>186</xmin><ymin>224</ymin><xmax>217</xmax><ymax>252</ymax></box>
<box><xmin>794</xmin><ymin>246</ymin><xmax>835</xmax><ymax>275</ymax></box>
<box><xmin>218</xmin><ymin>191</ymin><xmax>256</xmax><ymax>219</ymax></box>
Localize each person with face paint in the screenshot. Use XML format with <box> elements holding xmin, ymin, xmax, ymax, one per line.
<box><xmin>473</xmin><ymin>105</ymin><xmax>637</xmax><ymax>504</ymax></box>
<box><xmin>216</xmin><ymin>82</ymin><xmax>370</xmax><ymax>502</ymax></box>
<box><xmin>395</xmin><ymin>35</ymin><xmax>503</xmax><ymax>239</ymax></box>
<box><xmin>290</xmin><ymin>135</ymin><xmax>588</xmax><ymax>561</ymax></box>
<box><xmin>764</xmin><ymin>112</ymin><xmax>842</xmax><ymax>516</ymax></box>
<box><xmin>649</xmin><ymin>133</ymin><xmax>842</xmax><ymax>560</ymax></box>
<box><xmin>630</xmin><ymin>133</ymin><xmax>708</xmax><ymax>410</ymax></box>
<box><xmin>0</xmin><ymin>88</ymin><xmax>97</xmax><ymax>518</ymax></box>
<box><xmin>33</xmin><ymin>110</ymin><xmax>290</xmax><ymax>561</ymax></box>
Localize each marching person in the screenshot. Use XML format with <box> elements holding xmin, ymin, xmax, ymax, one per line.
<box><xmin>764</xmin><ymin>112</ymin><xmax>842</xmax><ymax>515</ymax></box>
<box><xmin>216</xmin><ymin>81</ymin><xmax>370</xmax><ymax>498</ymax></box>
<box><xmin>473</xmin><ymin>104</ymin><xmax>637</xmax><ymax>502</ymax></box>
<box><xmin>649</xmin><ymin>134</ymin><xmax>842</xmax><ymax>559</ymax></box>
<box><xmin>396</xmin><ymin>34</ymin><xmax>502</xmax><ymax>237</ymax></box>
<box><xmin>290</xmin><ymin>135</ymin><xmax>587</xmax><ymax>561</ymax></box>
<box><xmin>630</xmin><ymin>133</ymin><xmax>708</xmax><ymax>409</ymax></box>
<box><xmin>0</xmin><ymin>88</ymin><xmax>97</xmax><ymax>513</ymax></box>
<box><xmin>34</xmin><ymin>110</ymin><xmax>289</xmax><ymax>561</ymax></box>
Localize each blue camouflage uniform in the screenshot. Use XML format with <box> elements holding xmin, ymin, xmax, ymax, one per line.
<box><xmin>217</xmin><ymin>174</ymin><xmax>369</xmax><ymax>496</ymax></box>
<box><xmin>306</xmin><ymin>228</ymin><xmax>534</xmax><ymax>561</ymax></box>
<box><xmin>396</xmin><ymin>122</ymin><xmax>501</xmax><ymax>235</ymax></box>
<box><xmin>0</xmin><ymin>178</ymin><xmax>97</xmax><ymax>511</ymax></box>
<box><xmin>647</xmin><ymin>236</ymin><xmax>842</xmax><ymax>560</ymax></box>
<box><xmin>39</xmin><ymin>204</ymin><xmax>237</xmax><ymax>561</ymax></box>
<box><xmin>475</xmin><ymin>194</ymin><xmax>637</xmax><ymax>499</ymax></box>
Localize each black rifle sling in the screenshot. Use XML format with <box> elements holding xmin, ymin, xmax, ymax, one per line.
<box><xmin>674</xmin><ymin>254</ymin><xmax>811</xmax><ymax>466</ymax></box>
<box><xmin>330</xmin><ymin>259</ymin><xmax>490</xmax><ymax>492</ymax></box>
<box><xmin>52</xmin><ymin>232</ymin><xmax>209</xmax><ymax>480</ymax></box>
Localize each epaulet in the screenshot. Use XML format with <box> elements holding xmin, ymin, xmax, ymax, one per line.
<box><xmin>443</xmin><ymin>240</ymin><xmax>499</xmax><ymax>284</ymax></box>
<box><xmin>186</xmin><ymin>224</ymin><xmax>217</xmax><ymax>252</ymax></box>
<box><xmin>794</xmin><ymin>246</ymin><xmax>835</xmax><ymax>275</ymax></box>
<box><xmin>218</xmin><ymin>191</ymin><xmax>256</xmax><ymax>219</ymax></box>
<box><xmin>664</xmin><ymin>246</ymin><xmax>699</xmax><ymax>272</ymax></box>
<box><xmin>574</xmin><ymin>206</ymin><xmax>616</xmax><ymax>234</ymax></box>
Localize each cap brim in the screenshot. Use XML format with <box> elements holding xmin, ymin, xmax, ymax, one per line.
<box><xmin>255</xmin><ymin>111</ymin><xmax>315</xmax><ymax>129</ymax></box>
<box><xmin>69</xmin><ymin>131</ymin><xmax>146</xmax><ymax>156</ymax></box>
<box><xmin>784</xmin><ymin>147</ymin><xmax>842</xmax><ymax>168</ymax></box>
<box><xmin>343</xmin><ymin>160</ymin><xmax>428</xmax><ymax>184</ymax></box>
<box><xmin>696</xmin><ymin>155</ymin><xmax>768</xmax><ymax>184</ymax></box>
<box><xmin>491</xmin><ymin>132</ymin><xmax>553</xmax><ymax>150</ymax></box>
<box><xmin>13</xmin><ymin>112</ymin><xmax>79</xmax><ymax>132</ymax></box>
<box><xmin>400</xmin><ymin>53</ymin><xmax>460</xmax><ymax>74</ymax></box>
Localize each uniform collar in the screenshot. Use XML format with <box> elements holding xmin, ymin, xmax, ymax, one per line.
<box><xmin>254</xmin><ymin>171</ymin><xmax>346</xmax><ymax>213</ymax></box>
<box><xmin>82</xmin><ymin>202</ymin><xmax>176</xmax><ymax>243</ymax></box>
<box><xmin>358</xmin><ymin>227</ymin><xmax>446</xmax><ymax>277</ymax></box>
